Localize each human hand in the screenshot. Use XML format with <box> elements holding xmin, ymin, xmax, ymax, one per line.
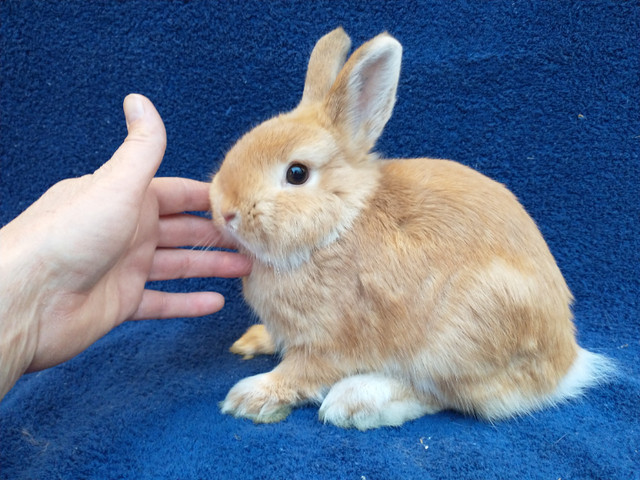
<box><xmin>0</xmin><ymin>95</ymin><xmax>251</xmax><ymax>397</ymax></box>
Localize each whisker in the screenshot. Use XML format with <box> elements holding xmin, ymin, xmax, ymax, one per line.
<box><xmin>188</xmin><ymin>230</ymin><xmax>228</xmax><ymax>252</ymax></box>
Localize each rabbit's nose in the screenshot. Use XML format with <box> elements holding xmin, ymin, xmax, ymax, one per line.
<box><xmin>223</xmin><ymin>211</ymin><xmax>237</xmax><ymax>224</ymax></box>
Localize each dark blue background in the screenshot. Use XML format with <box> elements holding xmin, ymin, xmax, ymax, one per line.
<box><xmin>1</xmin><ymin>1</ymin><xmax>638</xmax><ymax>478</ymax></box>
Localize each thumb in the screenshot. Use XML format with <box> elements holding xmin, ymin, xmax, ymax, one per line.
<box><xmin>94</xmin><ymin>94</ymin><xmax>167</xmax><ymax>195</ymax></box>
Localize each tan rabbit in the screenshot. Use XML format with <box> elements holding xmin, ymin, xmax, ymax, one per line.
<box><xmin>209</xmin><ymin>28</ymin><xmax>613</xmax><ymax>429</ymax></box>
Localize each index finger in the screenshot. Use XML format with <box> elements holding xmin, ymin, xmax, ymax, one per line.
<box><xmin>151</xmin><ymin>177</ymin><xmax>212</xmax><ymax>215</ymax></box>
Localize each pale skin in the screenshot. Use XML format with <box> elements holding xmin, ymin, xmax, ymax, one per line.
<box><xmin>0</xmin><ymin>94</ymin><xmax>252</xmax><ymax>400</ymax></box>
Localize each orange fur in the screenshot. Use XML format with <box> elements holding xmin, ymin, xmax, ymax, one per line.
<box><xmin>212</xmin><ymin>28</ymin><xmax>612</xmax><ymax>429</ymax></box>
<box><xmin>230</xmin><ymin>324</ymin><xmax>276</xmax><ymax>359</ymax></box>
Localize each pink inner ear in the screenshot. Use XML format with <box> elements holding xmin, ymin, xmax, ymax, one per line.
<box><xmin>344</xmin><ymin>42</ymin><xmax>401</xmax><ymax>148</ymax></box>
<box><xmin>355</xmin><ymin>57</ymin><xmax>389</xmax><ymax>120</ymax></box>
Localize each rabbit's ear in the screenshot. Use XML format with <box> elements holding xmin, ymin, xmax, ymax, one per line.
<box><xmin>325</xmin><ymin>33</ymin><xmax>402</xmax><ymax>152</ymax></box>
<box><xmin>299</xmin><ymin>27</ymin><xmax>352</xmax><ymax>107</ymax></box>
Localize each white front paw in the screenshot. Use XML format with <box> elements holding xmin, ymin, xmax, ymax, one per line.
<box><xmin>220</xmin><ymin>373</ymin><xmax>292</xmax><ymax>423</ymax></box>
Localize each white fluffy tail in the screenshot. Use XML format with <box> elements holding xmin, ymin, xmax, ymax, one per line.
<box><xmin>551</xmin><ymin>347</ymin><xmax>616</xmax><ymax>404</ymax></box>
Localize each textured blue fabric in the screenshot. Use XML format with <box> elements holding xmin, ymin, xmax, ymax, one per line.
<box><xmin>1</xmin><ymin>1</ymin><xmax>638</xmax><ymax>479</ymax></box>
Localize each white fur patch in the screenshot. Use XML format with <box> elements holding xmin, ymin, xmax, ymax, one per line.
<box><xmin>318</xmin><ymin>373</ymin><xmax>435</xmax><ymax>430</ymax></box>
<box><xmin>551</xmin><ymin>347</ymin><xmax>616</xmax><ymax>404</ymax></box>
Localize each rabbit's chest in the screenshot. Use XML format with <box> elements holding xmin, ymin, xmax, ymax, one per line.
<box><xmin>242</xmin><ymin>259</ymin><xmax>356</xmax><ymax>344</ymax></box>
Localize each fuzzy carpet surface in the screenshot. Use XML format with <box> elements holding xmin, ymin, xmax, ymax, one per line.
<box><xmin>1</xmin><ymin>1</ymin><xmax>638</xmax><ymax>479</ymax></box>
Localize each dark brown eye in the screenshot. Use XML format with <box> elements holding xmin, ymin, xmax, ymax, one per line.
<box><xmin>286</xmin><ymin>163</ymin><xmax>309</xmax><ymax>185</ymax></box>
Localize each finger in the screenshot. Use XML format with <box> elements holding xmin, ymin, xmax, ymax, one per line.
<box><xmin>158</xmin><ymin>213</ymin><xmax>238</xmax><ymax>249</ymax></box>
<box><xmin>130</xmin><ymin>290</ymin><xmax>226</xmax><ymax>320</ymax></box>
<box><xmin>94</xmin><ymin>94</ymin><xmax>167</xmax><ymax>199</ymax></box>
<box><xmin>148</xmin><ymin>249</ymin><xmax>252</xmax><ymax>281</ymax></box>
<box><xmin>152</xmin><ymin>177</ymin><xmax>212</xmax><ymax>216</ymax></box>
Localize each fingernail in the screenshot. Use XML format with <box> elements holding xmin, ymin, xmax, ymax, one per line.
<box><xmin>124</xmin><ymin>94</ymin><xmax>145</xmax><ymax>128</ymax></box>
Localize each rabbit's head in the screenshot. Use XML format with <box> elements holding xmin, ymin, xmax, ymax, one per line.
<box><xmin>210</xmin><ymin>28</ymin><xmax>402</xmax><ymax>270</ymax></box>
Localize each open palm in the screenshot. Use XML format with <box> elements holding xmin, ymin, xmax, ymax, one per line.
<box><xmin>0</xmin><ymin>95</ymin><xmax>250</xmax><ymax>373</ymax></box>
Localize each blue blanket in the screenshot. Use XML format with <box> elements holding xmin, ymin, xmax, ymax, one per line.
<box><xmin>1</xmin><ymin>2</ymin><xmax>638</xmax><ymax>478</ymax></box>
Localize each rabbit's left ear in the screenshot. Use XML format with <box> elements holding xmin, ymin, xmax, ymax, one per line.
<box><xmin>299</xmin><ymin>27</ymin><xmax>352</xmax><ymax>107</ymax></box>
<box><xmin>324</xmin><ymin>33</ymin><xmax>402</xmax><ymax>152</ymax></box>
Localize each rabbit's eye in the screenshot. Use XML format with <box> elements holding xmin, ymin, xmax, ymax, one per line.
<box><xmin>286</xmin><ymin>163</ymin><xmax>309</xmax><ymax>185</ymax></box>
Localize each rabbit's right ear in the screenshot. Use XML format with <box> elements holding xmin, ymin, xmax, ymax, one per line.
<box><xmin>299</xmin><ymin>28</ymin><xmax>352</xmax><ymax>107</ymax></box>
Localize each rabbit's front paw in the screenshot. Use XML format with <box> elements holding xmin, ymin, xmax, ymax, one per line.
<box><xmin>220</xmin><ymin>373</ymin><xmax>293</xmax><ymax>423</ymax></box>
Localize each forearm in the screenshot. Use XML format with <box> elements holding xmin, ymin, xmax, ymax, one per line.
<box><xmin>0</xmin><ymin>222</ymin><xmax>45</xmax><ymax>400</ymax></box>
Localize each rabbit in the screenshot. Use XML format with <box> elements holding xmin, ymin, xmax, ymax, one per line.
<box><xmin>209</xmin><ymin>27</ymin><xmax>614</xmax><ymax>430</ymax></box>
